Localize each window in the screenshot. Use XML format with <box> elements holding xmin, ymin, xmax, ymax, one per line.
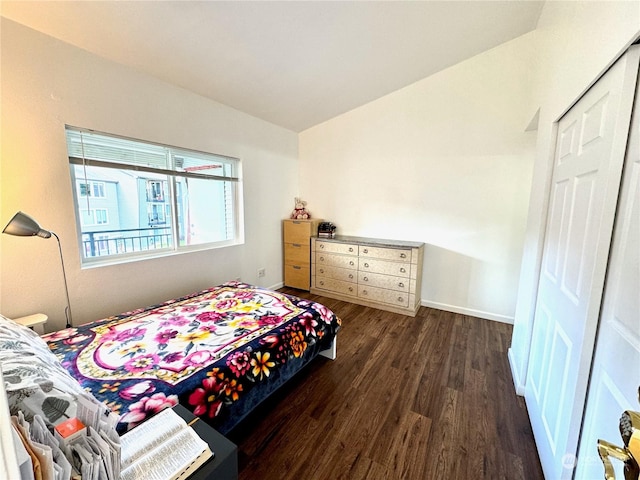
<box><xmin>79</xmin><ymin>181</ymin><xmax>106</xmax><ymax>198</ymax></box>
<box><xmin>66</xmin><ymin>127</ymin><xmax>243</xmax><ymax>266</ymax></box>
<box><xmin>146</xmin><ymin>180</ymin><xmax>165</xmax><ymax>202</ymax></box>
<box><xmin>95</xmin><ymin>209</ymin><xmax>108</xmax><ymax>225</ymax></box>
<box><xmin>80</xmin><ymin>208</ymin><xmax>109</xmax><ymax>226</ymax></box>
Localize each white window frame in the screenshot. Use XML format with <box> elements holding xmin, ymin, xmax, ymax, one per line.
<box><xmin>79</xmin><ymin>180</ymin><xmax>106</xmax><ymax>198</ymax></box>
<box><xmin>146</xmin><ymin>180</ymin><xmax>165</xmax><ymax>202</ymax></box>
<box><xmin>79</xmin><ymin>208</ymin><xmax>108</xmax><ymax>226</ymax></box>
<box><xmin>95</xmin><ymin>208</ymin><xmax>108</xmax><ymax>225</ymax></box>
<box><xmin>66</xmin><ymin>126</ymin><xmax>244</xmax><ymax>267</ymax></box>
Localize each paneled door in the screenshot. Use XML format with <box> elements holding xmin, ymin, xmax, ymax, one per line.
<box><xmin>574</xmin><ymin>62</ymin><xmax>640</xmax><ymax>480</ymax></box>
<box><xmin>525</xmin><ymin>47</ymin><xmax>640</xmax><ymax>479</ymax></box>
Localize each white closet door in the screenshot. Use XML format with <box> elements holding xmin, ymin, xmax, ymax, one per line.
<box><xmin>574</xmin><ymin>61</ymin><xmax>640</xmax><ymax>480</ymax></box>
<box><xmin>525</xmin><ymin>47</ymin><xmax>640</xmax><ymax>479</ymax></box>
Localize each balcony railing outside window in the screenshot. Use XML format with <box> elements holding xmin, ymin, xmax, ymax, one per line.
<box><xmin>82</xmin><ymin>227</ymin><xmax>172</xmax><ymax>258</ymax></box>
<box><xmin>67</xmin><ymin>127</ymin><xmax>242</xmax><ymax>266</ymax></box>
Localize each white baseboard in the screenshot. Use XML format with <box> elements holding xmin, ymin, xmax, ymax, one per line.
<box><xmin>508</xmin><ymin>348</ymin><xmax>526</xmax><ymax>396</ymax></box>
<box><xmin>269</xmin><ymin>281</ymin><xmax>284</xmax><ymax>291</ymax></box>
<box><xmin>420</xmin><ymin>300</ymin><xmax>514</xmax><ymax>324</ymax></box>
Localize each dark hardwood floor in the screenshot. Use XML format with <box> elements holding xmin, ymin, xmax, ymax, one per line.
<box><xmin>227</xmin><ymin>288</ymin><xmax>544</xmax><ymax>479</ymax></box>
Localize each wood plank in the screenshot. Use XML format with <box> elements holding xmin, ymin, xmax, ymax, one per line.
<box><xmin>228</xmin><ymin>288</ymin><xmax>544</xmax><ymax>479</ymax></box>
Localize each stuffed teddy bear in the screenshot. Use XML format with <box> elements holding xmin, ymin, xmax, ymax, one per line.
<box><xmin>290</xmin><ymin>197</ymin><xmax>311</xmax><ymax>219</ymax></box>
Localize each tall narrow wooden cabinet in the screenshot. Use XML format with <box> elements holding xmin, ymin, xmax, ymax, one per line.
<box><xmin>283</xmin><ymin>219</ymin><xmax>321</xmax><ymax>291</ymax></box>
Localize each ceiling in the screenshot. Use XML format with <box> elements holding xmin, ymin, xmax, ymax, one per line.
<box><xmin>1</xmin><ymin>1</ymin><xmax>544</xmax><ymax>132</ymax></box>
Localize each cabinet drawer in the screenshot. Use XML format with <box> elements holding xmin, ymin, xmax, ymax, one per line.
<box><xmin>358</xmin><ymin>285</ymin><xmax>410</xmax><ymax>308</ymax></box>
<box><xmin>284</xmin><ymin>242</ymin><xmax>310</xmax><ymax>265</ymax></box>
<box><xmin>359</xmin><ymin>258</ymin><xmax>411</xmax><ymax>278</ymax></box>
<box><xmin>284</xmin><ymin>264</ymin><xmax>310</xmax><ymax>290</ymax></box>
<box><xmin>316</xmin><ymin>240</ymin><xmax>358</xmax><ymax>255</ymax></box>
<box><xmin>359</xmin><ymin>245</ymin><xmax>411</xmax><ymax>263</ymax></box>
<box><xmin>284</xmin><ymin>220</ymin><xmax>314</xmax><ymax>244</ymax></box>
<box><xmin>316</xmin><ymin>252</ymin><xmax>358</xmax><ymax>270</ymax></box>
<box><xmin>315</xmin><ymin>277</ymin><xmax>357</xmax><ymax>297</ymax></box>
<box><xmin>316</xmin><ymin>265</ymin><xmax>357</xmax><ymax>283</ymax></box>
<box><xmin>358</xmin><ymin>271</ymin><xmax>409</xmax><ymax>292</ymax></box>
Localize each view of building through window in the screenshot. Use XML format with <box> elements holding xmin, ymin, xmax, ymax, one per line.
<box><xmin>66</xmin><ymin>127</ymin><xmax>242</xmax><ymax>265</ymax></box>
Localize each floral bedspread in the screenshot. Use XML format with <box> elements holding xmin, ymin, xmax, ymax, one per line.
<box><xmin>43</xmin><ymin>282</ymin><xmax>341</xmax><ymax>434</ymax></box>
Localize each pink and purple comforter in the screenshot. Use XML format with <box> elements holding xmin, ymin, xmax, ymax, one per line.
<box><xmin>44</xmin><ymin>282</ymin><xmax>341</xmax><ymax>434</ymax></box>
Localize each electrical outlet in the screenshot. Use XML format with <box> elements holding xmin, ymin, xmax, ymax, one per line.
<box><xmin>258</xmin><ymin>268</ymin><xmax>266</xmax><ymax>278</ymax></box>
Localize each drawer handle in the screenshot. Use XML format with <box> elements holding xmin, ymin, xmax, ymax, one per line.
<box><xmin>398</xmin><ymin>282</ymin><xmax>404</xmax><ymax>288</ymax></box>
<box><xmin>348</xmin><ymin>247</ymin><xmax>354</xmax><ymax>252</ymax></box>
<box><xmin>319</xmin><ymin>281</ymin><xmax>324</xmax><ymax>286</ymax></box>
<box><xmin>320</xmin><ymin>256</ymin><xmax>325</xmax><ymax>262</ymax></box>
<box><xmin>320</xmin><ymin>269</ymin><xmax>324</xmax><ymax>274</ymax></box>
<box><xmin>319</xmin><ymin>244</ymin><xmax>325</xmax><ymax>249</ymax></box>
<box><xmin>363</xmin><ymin>248</ymin><xmax>368</xmax><ymax>254</ymax></box>
<box><xmin>400</xmin><ymin>253</ymin><xmax>406</xmax><ymax>259</ymax></box>
<box><xmin>363</xmin><ymin>276</ymin><xmax>369</xmax><ymax>282</ymax></box>
<box><xmin>364</xmin><ymin>263</ymin><xmax>369</xmax><ymax>268</ymax></box>
<box><xmin>362</xmin><ymin>290</ymin><xmax>368</xmax><ymax>295</ymax></box>
<box><xmin>293</xmin><ymin>243</ymin><xmax>302</xmax><ymax>247</ymax></box>
<box><xmin>293</xmin><ymin>266</ymin><xmax>301</xmax><ymax>270</ymax></box>
<box><xmin>293</xmin><ymin>221</ymin><xmax>301</xmax><ymax>224</ymax></box>
<box><xmin>349</xmin><ymin>274</ymin><xmax>354</xmax><ymax>279</ymax></box>
<box><xmin>397</xmin><ymin>297</ymin><xmax>404</xmax><ymax>302</ymax></box>
<box><xmin>348</xmin><ymin>287</ymin><xmax>353</xmax><ymax>292</ymax></box>
<box><xmin>350</xmin><ymin>261</ymin><xmax>355</xmax><ymax>266</ymax></box>
<box><xmin>400</xmin><ymin>267</ymin><xmax>406</xmax><ymax>273</ymax></box>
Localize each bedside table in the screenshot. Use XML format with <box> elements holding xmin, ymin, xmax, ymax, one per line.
<box><xmin>172</xmin><ymin>404</ymin><xmax>238</xmax><ymax>479</ymax></box>
<box><xmin>14</xmin><ymin>313</ymin><xmax>48</xmax><ymax>334</ymax></box>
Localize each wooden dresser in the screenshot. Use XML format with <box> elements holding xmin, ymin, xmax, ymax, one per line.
<box><xmin>311</xmin><ymin>235</ymin><xmax>424</xmax><ymax>316</ymax></box>
<box><xmin>283</xmin><ymin>219</ymin><xmax>322</xmax><ymax>290</ymax></box>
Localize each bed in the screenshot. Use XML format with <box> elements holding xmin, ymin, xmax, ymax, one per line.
<box><xmin>38</xmin><ymin>281</ymin><xmax>341</xmax><ymax>435</ymax></box>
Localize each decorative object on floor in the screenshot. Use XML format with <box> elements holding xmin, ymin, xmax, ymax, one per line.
<box><xmin>290</xmin><ymin>197</ymin><xmax>311</xmax><ymax>219</ymax></box>
<box><xmin>2</xmin><ymin>211</ymin><xmax>73</xmax><ymax>328</ymax></box>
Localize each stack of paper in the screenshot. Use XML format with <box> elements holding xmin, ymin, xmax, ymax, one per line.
<box><xmin>10</xmin><ymin>393</ymin><xmax>121</xmax><ymax>480</ymax></box>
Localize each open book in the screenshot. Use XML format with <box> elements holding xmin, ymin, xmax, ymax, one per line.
<box><xmin>119</xmin><ymin>408</ymin><xmax>213</xmax><ymax>480</ymax></box>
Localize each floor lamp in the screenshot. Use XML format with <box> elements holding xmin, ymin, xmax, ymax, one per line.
<box><xmin>2</xmin><ymin>211</ymin><xmax>73</xmax><ymax>328</ymax></box>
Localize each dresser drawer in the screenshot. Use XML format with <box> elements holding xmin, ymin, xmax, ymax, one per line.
<box><xmin>316</xmin><ymin>252</ymin><xmax>358</xmax><ymax>270</ymax></box>
<box><xmin>315</xmin><ymin>277</ymin><xmax>357</xmax><ymax>297</ymax></box>
<box><xmin>359</xmin><ymin>258</ymin><xmax>411</xmax><ymax>278</ymax></box>
<box><xmin>310</xmin><ymin>234</ymin><xmax>424</xmax><ymax>316</ymax></box>
<box><xmin>358</xmin><ymin>271</ymin><xmax>409</xmax><ymax>292</ymax></box>
<box><xmin>359</xmin><ymin>245</ymin><xmax>411</xmax><ymax>263</ymax></box>
<box><xmin>316</xmin><ymin>240</ymin><xmax>358</xmax><ymax>255</ymax></box>
<box><xmin>284</xmin><ymin>264</ymin><xmax>310</xmax><ymax>290</ymax></box>
<box><xmin>316</xmin><ymin>265</ymin><xmax>357</xmax><ymax>283</ymax></box>
<box><xmin>284</xmin><ymin>242</ymin><xmax>310</xmax><ymax>265</ymax></box>
<box><xmin>358</xmin><ymin>284</ymin><xmax>410</xmax><ymax>308</ymax></box>
<box><xmin>284</xmin><ymin>220</ymin><xmax>315</xmax><ymax>244</ymax></box>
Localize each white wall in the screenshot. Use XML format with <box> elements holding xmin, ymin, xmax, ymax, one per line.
<box><xmin>299</xmin><ymin>33</ymin><xmax>538</xmax><ymax>322</ymax></box>
<box><xmin>509</xmin><ymin>1</ymin><xmax>640</xmax><ymax>393</ymax></box>
<box><xmin>0</xmin><ymin>19</ymin><xmax>298</xmax><ymax>331</ymax></box>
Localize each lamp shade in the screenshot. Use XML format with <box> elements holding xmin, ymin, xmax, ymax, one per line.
<box><xmin>2</xmin><ymin>211</ymin><xmax>52</xmax><ymax>238</ymax></box>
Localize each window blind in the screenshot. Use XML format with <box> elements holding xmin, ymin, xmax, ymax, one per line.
<box><xmin>65</xmin><ymin>127</ymin><xmax>240</xmax><ymax>182</ymax></box>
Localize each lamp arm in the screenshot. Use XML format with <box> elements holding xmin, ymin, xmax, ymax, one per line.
<box><xmin>51</xmin><ymin>232</ymin><xmax>73</xmax><ymax>328</ymax></box>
